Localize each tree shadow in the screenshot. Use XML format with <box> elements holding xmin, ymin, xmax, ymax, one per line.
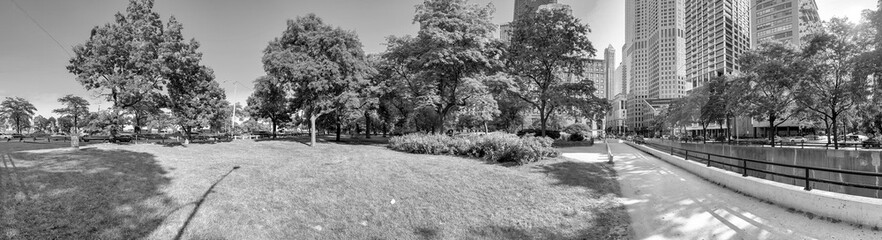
<box><xmin>0</xmin><ymin>149</ymin><xmax>173</xmax><ymax>239</ymax></box>
<box><xmin>255</xmin><ymin>135</ymin><xmax>390</xmax><ymax>146</ymax></box>
<box><xmin>531</xmin><ymin>160</ymin><xmax>621</xmax><ymax>194</ymax></box>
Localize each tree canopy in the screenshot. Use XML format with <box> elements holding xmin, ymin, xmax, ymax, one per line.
<box><xmin>505</xmin><ymin>7</ymin><xmax>602</xmax><ymax>136</ymax></box>
<box><xmin>0</xmin><ymin>97</ymin><xmax>37</xmax><ymax>134</ymax></box>
<box><xmin>53</xmin><ymin>94</ymin><xmax>91</xmax><ymax>133</ymax></box>
<box><xmin>263</xmin><ymin>14</ymin><xmax>371</xmax><ymax>146</ymax></box>
<box><xmin>385</xmin><ymin>0</ymin><xmax>503</xmax><ymax>133</ymax></box>
<box><xmin>246</xmin><ymin>76</ymin><xmax>292</xmax><ymax>138</ymax></box>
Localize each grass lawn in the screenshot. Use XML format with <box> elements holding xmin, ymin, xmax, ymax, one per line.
<box><xmin>0</xmin><ymin>137</ymin><xmax>630</xmax><ymax>239</ymax></box>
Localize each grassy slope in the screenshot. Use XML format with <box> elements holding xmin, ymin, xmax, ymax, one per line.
<box><xmin>1</xmin><ymin>139</ymin><xmax>629</xmax><ymax>240</ymax></box>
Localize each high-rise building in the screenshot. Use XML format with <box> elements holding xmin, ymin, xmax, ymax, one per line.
<box><xmin>624</xmin><ymin>0</ymin><xmax>689</xmax><ymax>133</ymax></box>
<box><xmin>501</xmin><ymin>0</ymin><xmax>563</xmax><ymax>43</ymax></box>
<box><xmin>514</xmin><ymin>0</ymin><xmax>559</xmax><ymax>21</ymax></box>
<box><xmin>751</xmin><ymin>0</ymin><xmax>821</xmax><ymax>47</ymax></box>
<box><xmin>604</xmin><ymin>45</ymin><xmax>617</xmax><ymax>99</ymax></box>
<box><xmin>685</xmin><ymin>0</ymin><xmax>751</xmax><ymax>87</ymax></box>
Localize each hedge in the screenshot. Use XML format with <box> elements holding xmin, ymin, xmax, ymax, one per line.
<box><xmin>388</xmin><ymin>133</ymin><xmax>560</xmax><ymax>165</ymax></box>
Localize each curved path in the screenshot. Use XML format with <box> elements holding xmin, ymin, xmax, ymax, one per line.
<box><xmin>564</xmin><ymin>141</ymin><xmax>880</xmax><ymax>240</ymax></box>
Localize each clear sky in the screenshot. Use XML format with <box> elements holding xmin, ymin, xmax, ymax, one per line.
<box><xmin>0</xmin><ymin>0</ymin><xmax>876</xmax><ymax>118</ymax></box>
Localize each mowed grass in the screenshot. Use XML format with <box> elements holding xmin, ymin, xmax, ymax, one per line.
<box><xmin>0</xmin><ymin>138</ymin><xmax>630</xmax><ymax>239</ymax></box>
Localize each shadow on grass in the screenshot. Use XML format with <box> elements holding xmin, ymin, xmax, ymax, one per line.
<box><xmin>0</xmin><ymin>149</ymin><xmax>173</xmax><ymax>239</ymax></box>
<box><xmin>255</xmin><ymin>135</ymin><xmax>390</xmax><ymax>146</ymax></box>
<box><xmin>533</xmin><ymin>160</ymin><xmax>620</xmax><ymax>194</ymax></box>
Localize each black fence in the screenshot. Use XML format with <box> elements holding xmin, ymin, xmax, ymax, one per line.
<box><xmin>676</xmin><ymin>139</ymin><xmax>879</xmax><ymax>150</ymax></box>
<box><xmin>640</xmin><ymin>141</ymin><xmax>882</xmax><ymax>193</ymax></box>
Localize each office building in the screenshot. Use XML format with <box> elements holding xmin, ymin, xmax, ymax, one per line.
<box><xmin>751</xmin><ymin>0</ymin><xmax>821</xmax><ymax>47</ymax></box>
<box><xmin>624</xmin><ymin>0</ymin><xmax>689</xmax><ymax>133</ymax></box>
<box><xmin>604</xmin><ymin>45</ymin><xmax>617</xmax><ymax>99</ymax></box>
<box><xmin>685</xmin><ymin>0</ymin><xmax>751</xmax><ymax>87</ymax></box>
<box><xmin>514</xmin><ymin>0</ymin><xmax>559</xmax><ymax>21</ymax></box>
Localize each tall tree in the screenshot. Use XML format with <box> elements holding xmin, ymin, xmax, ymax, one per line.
<box><xmin>385</xmin><ymin>0</ymin><xmax>503</xmax><ymax>134</ymax></box>
<box><xmin>246</xmin><ymin>76</ymin><xmax>292</xmax><ymax>139</ymax></box>
<box><xmin>47</xmin><ymin>117</ymin><xmax>57</xmax><ymax>133</ymax></box>
<box><xmin>33</xmin><ymin>116</ymin><xmax>51</xmax><ymax>133</ymax></box>
<box><xmin>67</xmin><ymin>0</ymin><xmax>169</xmax><ymax>134</ymax></box>
<box><xmin>738</xmin><ymin>41</ymin><xmax>809</xmax><ymax>147</ymax></box>
<box><xmin>263</xmin><ymin>14</ymin><xmax>371</xmax><ymax>146</ymax></box>
<box><xmin>505</xmin><ymin>7</ymin><xmax>599</xmax><ymax>136</ymax></box>
<box><xmin>798</xmin><ymin>18</ymin><xmax>873</xmax><ymax>149</ymax></box>
<box><xmin>53</xmin><ymin>95</ymin><xmax>91</xmax><ymax>133</ymax></box>
<box><xmin>0</xmin><ymin>97</ymin><xmax>37</xmax><ymax>134</ymax></box>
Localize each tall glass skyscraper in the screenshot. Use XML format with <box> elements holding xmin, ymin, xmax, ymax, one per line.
<box><xmin>685</xmin><ymin>0</ymin><xmax>752</xmax><ymax>88</ymax></box>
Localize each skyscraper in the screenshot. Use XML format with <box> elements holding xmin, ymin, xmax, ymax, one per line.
<box><xmin>624</xmin><ymin>0</ymin><xmax>688</xmax><ymax>132</ymax></box>
<box><xmin>751</xmin><ymin>0</ymin><xmax>821</xmax><ymax>47</ymax></box>
<box><xmin>685</xmin><ymin>0</ymin><xmax>751</xmax><ymax>87</ymax></box>
<box><xmin>514</xmin><ymin>0</ymin><xmax>559</xmax><ymax>21</ymax></box>
<box><xmin>604</xmin><ymin>45</ymin><xmax>617</xmax><ymax>99</ymax></box>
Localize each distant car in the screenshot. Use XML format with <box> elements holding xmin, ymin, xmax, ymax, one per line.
<box><xmin>81</xmin><ymin>134</ymin><xmax>111</xmax><ymax>142</ymax></box>
<box><xmin>863</xmin><ymin>138</ymin><xmax>881</xmax><ymax>148</ymax></box>
<box><xmin>633</xmin><ymin>136</ymin><xmax>645</xmax><ymax>144</ymax></box>
<box><xmin>113</xmin><ymin>134</ymin><xmax>133</xmax><ymax>143</ymax></box>
<box><xmin>788</xmin><ymin>136</ymin><xmax>806</xmax><ymax>144</ymax></box>
<box><xmin>0</xmin><ymin>134</ymin><xmax>12</xmax><ymax>140</ymax></box>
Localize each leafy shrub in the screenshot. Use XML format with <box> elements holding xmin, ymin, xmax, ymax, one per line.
<box><xmin>568</xmin><ymin>132</ymin><xmax>586</xmax><ymax>141</ymax></box>
<box><xmin>516</xmin><ymin>129</ymin><xmax>561</xmax><ymax>140</ymax></box>
<box><xmin>563</xmin><ymin>123</ymin><xmax>591</xmax><ymax>134</ymax></box>
<box><xmin>389</xmin><ymin>133</ymin><xmax>559</xmax><ymax>165</ymax></box>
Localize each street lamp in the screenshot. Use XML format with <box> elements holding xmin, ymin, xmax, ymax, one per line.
<box><xmin>222</xmin><ymin>80</ymin><xmax>244</xmax><ymax>136</ymax></box>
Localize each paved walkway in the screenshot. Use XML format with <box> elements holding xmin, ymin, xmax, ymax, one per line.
<box><xmin>563</xmin><ymin>141</ymin><xmax>880</xmax><ymax>240</ymax></box>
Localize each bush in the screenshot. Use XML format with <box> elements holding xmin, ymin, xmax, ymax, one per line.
<box><xmin>516</xmin><ymin>129</ymin><xmax>561</xmax><ymax>140</ymax></box>
<box><xmin>568</xmin><ymin>132</ymin><xmax>586</xmax><ymax>141</ymax></box>
<box><xmin>563</xmin><ymin>123</ymin><xmax>591</xmax><ymax>135</ymax></box>
<box><xmin>389</xmin><ymin>133</ymin><xmax>560</xmax><ymax>165</ymax></box>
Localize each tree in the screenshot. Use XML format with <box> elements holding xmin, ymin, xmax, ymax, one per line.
<box><xmin>47</xmin><ymin>117</ymin><xmax>57</xmax><ymax>133</ymax></box>
<box><xmin>53</xmin><ymin>95</ymin><xmax>91</xmax><ymax>133</ymax></box>
<box><xmin>701</xmin><ymin>76</ymin><xmax>730</xmax><ymax>141</ymax></box>
<box><xmin>385</xmin><ymin>0</ymin><xmax>503</xmax><ymax>134</ymax></box>
<box><xmin>798</xmin><ymin>18</ymin><xmax>873</xmax><ymax>149</ymax></box>
<box><xmin>505</xmin><ymin>7</ymin><xmax>599</xmax><ymax>136</ymax></box>
<box><xmin>263</xmin><ymin>14</ymin><xmax>371</xmax><ymax>146</ymax></box>
<box><xmin>0</xmin><ymin>97</ymin><xmax>37</xmax><ymax>134</ymax></box>
<box><xmin>33</xmin><ymin>115</ymin><xmax>51</xmax><ymax>133</ymax></box>
<box><xmin>246</xmin><ymin>76</ymin><xmax>292</xmax><ymax>139</ymax></box>
<box><xmin>738</xmin><ymin>41</ymin><xmax>809</xmax><ymax>147</ymax></box>
<box><xmin>67</xmin><ymin>0</ymin><xmax>170</xmax><ymax>135</ymax></box>
<box><xmin>167</xmin><ymin>66</ymin><xmax>227</xmax><ymax>141</ymax></box>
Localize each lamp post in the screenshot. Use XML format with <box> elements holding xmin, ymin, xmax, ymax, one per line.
<box><xmin>222</xmin><ymin>80</ymin><xmax>244</xmax><ymax>137</ymax></box>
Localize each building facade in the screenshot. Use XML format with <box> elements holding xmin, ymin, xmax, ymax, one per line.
<box><xmin>685</xmin><ymin>0</ymin><xmax>751</xmax><ymax>87</ymax></box>
<box><xmin>514</xmin><ymin>0</ymin><xmax>559</xmax><ymax>21</ymax></box>
<box><xmin>604</xmin><ymin>45</ymin><xmax>617</xmax><ymax>99</ymax></box>
<box><xmin>624</xmin><ymin>0</ymin><xmax>689</xmax><ymax>133</ymax></box>
<box><xmin>751</xmin><ymin>0</ymin><xmax>821</xmax><ymax>47</ymax></box>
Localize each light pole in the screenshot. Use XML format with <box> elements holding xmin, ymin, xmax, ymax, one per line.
<box><xmin>222</xmin><ymin>80</ymin><xmax>244</xmax><ymax>136</ymax></box>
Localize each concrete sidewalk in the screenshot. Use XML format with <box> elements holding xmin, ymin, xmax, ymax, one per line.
<box><xmin>567</xmin><ymin>142</ymin><xmax>880</xmax><ymax>240</ymax></box>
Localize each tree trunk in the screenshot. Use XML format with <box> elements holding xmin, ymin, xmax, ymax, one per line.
<box><xmin>832</xmin><ymin>113</ymin><xmax>839</xmax><ymax>150</ymax></box>
<box><xmin>365</xmin><ymin>111</ymin><xmax>372</xmax><ymax>139</ymax></box>
<box><xmin>310</xmin><ymin>115</ymin><xmax>318</xmax><ymax>147</ymax></box>
<box><xmin>823</xmin><ymin>117</ymin><xmax>831</xmax><ymax>146</ymax></box>
<box><xmin>769</xmin><ymin>115</ymin><xmax>776</xmax><ymax>148</ymax></box>
<box><xmin>539</xmin><ymin>108</ymin><xmax>548</xmax><ymax>137</ymax></box>
<box><xmin>335</xmin><ymin>114</ymin><xmax>342</xmax><ymax>142</ymax></box>
<box><xmin>382</xmin><ymin>122</ymin><xmax>388</xmax><ymax>138</ymax></box>
<box><xmin>272</xmin><ymin>120</ymin><xmax>277</xmax><ymax>139</ymax></box>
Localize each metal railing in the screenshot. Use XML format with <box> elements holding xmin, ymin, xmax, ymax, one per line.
<box><xmin>676</xmin><ymin>139</ymin><xmax>877</xmax><ymax>150</ymax></box>
<box><xmin>639</xmin><ymin>141</ymin><xmax>882</xmax><ymax>192</ymax></box>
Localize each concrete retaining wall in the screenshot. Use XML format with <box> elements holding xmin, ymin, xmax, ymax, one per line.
<box><xmin>648</xmin><ymin>140</ymin><xmax>882</xmax><ymax>198</ymax></box>
<box><xmin>628</xmin><ymin>142</ymin><xmax>882</xmax><ymax>228</ymax></box>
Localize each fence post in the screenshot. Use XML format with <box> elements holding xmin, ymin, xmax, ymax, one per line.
<box><xmin>804</xmin><ymin>168</ymin><xmax>812</xmax><ymax>191</ymax></box>
<box><xmin>671</xmin><ymin>146</ymin><xmax>674</xmax><ymax>156</ymax></box>
<box><xmin>685</xmin><ymin>150</ymin><xmax>688</xmax><ymax>160</ymax></box>
<box><xmin>742</xmin><ymin>159</ymin><xmax>748</xmax><ymax>177</ymax></box>
<box><xmin>707</xmin><ymin>153</ymin><xmax>711</xmax><ymax>167</ymax></box>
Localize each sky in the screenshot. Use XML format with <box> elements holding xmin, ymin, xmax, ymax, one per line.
<box><xmin>0</xmin><ymin>0</ymin><xmax>877</xmax><ymax>118</ymax></box>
